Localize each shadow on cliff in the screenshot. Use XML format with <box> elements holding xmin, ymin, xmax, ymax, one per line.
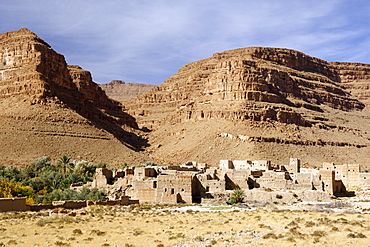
<box><xmin>53</xmin><ymin>86</ymin><xmax>150</xmax><ymax>151</ymax></box>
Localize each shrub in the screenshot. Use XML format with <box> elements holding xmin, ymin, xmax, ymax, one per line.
<box><xmin>305</xmin><ymin>221</ymin><xmax>315</xmax><ymax>227</ymax></box>
<box><xmin>347</xmin><ymin>232</ymin><xmax>367</xmax><ymax>238</ymax></box>
<box><xmin>262</xmin><ymin>232</ymin><xmax>278</xmax><ymax>239</ymax></box>
<box><xmin>37</xmin><ymin>216</ymin><xmax>79</xmax><ymax>226</ymax></box>
<box><xmin>276</xmin><ymin>194</ymin><xmax>283</xmax><ymax>199</ymax></box>
<box><xmin>228</xmin><ymin>188</ymin><xmax>245</xmax><ymax>204</ymax></box>
<box><xmin>194</xmin><ymin>235</ymin><xmax>204</xmax><ymax>242</ymax></box>
<box><xmin>90</xmin><ymin>230</ymin><xmax>106</xmax><ymax>236</ymax></box>
<box><xmin>43</xmin><ymin>187</ymin><xmax>106</xmax><ymax>203</ymax></box>
<box><xmin>0</xmin><ymin>179</ymin><xmax>34</xmax><ymax>198</ymax></box>
<box><xmin>311</xmin><ymin>230</ymin><xmax>327</xmax><ymax>238</ymax></box>
<box><xmin>31</xmin><ymin>156</ymin><xmax>51</xmax><ymax>172</ymax></box>
<box><xmin>73</xmin><ymin>229</ymin><xmax>83</xmax><ymax>235</ymax></box>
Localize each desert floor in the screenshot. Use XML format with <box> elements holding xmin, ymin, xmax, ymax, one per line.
<box><xmin>0</xmin><ymin>203</ymin><xmax>369</xmax><ymax>247</ymax></box>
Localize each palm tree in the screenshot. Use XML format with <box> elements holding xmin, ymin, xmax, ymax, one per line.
<box><xmin>57</xmin><ymin>156</ymin><xmax>74</xmax><ymax>177</ymax></box>
<box><xmin>228</xmin><ymin>188</ymin><xmax>245</xmax><ymax>205</ymax></box>
<box><xmin>66</xmin><ymin>173</ymin><xmax>84</xmax><ymax>184</ymax></box>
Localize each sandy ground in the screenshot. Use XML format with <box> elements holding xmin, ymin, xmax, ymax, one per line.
<box><xmin>1</xmin><ymin>204</ymin><xmax>370</xmax><ymax>247</ymax></box>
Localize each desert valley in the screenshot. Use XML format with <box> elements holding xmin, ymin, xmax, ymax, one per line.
<box><xmin>2</xmin><ymin>28</ymin><xmax>370</xmax><ymax>246</ymax></box>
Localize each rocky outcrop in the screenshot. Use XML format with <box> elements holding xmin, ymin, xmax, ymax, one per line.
<box><xmin>0</xmin><ymin>28</ymin><xmax>149</xmax><ymax>166</ymax></box>
<box><xmin>0</xmin><ymin>28</ymin><xmax>139</xmax><ymax>127</ymax></box>
<box><xmin>0</xmin><ymin>28</ymin><xmax>71</xmax><ymax>101</ymax></box>
<box><xmin>125</xmin><ymin>47</ymin><xmax>370</xmax><ymax>167</ymax></box>
<box><xmin>100</xmin><ymin>80</ymin><xmax>155</xmax><ymax>101</ymax></box>
<box><xmin>127</xmin><ymin>47</ymin><xmax>364</xmax><ymax>128</ymax></box>
<box><xmin>2</xmin><ymin>28</ymin><xmax>370</xmax><ymax>168</ymax></box>
<box><xmin>330</xmin><ymin>62</ymin><xmax>370</xmax><ymax>106</ymax></box>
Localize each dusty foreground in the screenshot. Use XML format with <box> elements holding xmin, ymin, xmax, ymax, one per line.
<box><xmin>0</xmin><ymin>204</ymin><xmax>369</xmax><ymax>247</ymax></box>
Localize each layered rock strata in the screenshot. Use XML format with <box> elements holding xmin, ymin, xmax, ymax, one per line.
<box><xmin>100</xmin><ymin>80</ymin><xmax>155</xmax><ymax>101</ymax></box>
<box><xmin>127</xmin><ymin>47</ymin><xmax>364</xmax><ymax>129</ymax></box>
<box><xmin>126</xmin><ymin>47</ymin><xmax>370</xmax><ymax>167</ymax></box>
<box><xmin>0</xmin><ymin>28</ymin><xmax>148</xmax><ymax>165</ymax></box>
<box><xmin>330</xmin><ymin>62</ymin><xmax>370</xmax><ymax>106</ymax></box>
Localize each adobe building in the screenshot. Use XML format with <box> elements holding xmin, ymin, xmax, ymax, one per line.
<box><xmin>85</xmin><ymin>158</ymin><xmax>370</xmax><ymax>204</ymax></box>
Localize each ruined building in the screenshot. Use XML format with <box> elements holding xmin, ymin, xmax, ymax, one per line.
<box><xmin>82</xmin><ymin>158</ymin><xmax>370</xmax><ymax>204</ymax></box>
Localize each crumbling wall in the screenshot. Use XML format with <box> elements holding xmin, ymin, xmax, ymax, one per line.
<box><xmin>220</xmin><ymin>160</ymin><xmax>234</xmax><ymax>169</ymax></box>
<box><xmin>359</xmin><ymin>173</ymin><xmax>370</xmax><ymax>190</ymax></box>
<box><xmin>255</xmin><ymin>171</ymin><xmax>295</xmax><ymax>190</ymax></box>
<box><xmin>340</xmin><ymin>164</ymin><xmax>360</xmax><ymax>188</ymax></box>
<box><xmin>52</xmin><ymin>200</ymin><xmax>87</xmax><ymax>209</ymax></box>
<box><xmin>284</xmin><ymin>158</ymin><xmax>301</xmax><ymax>174</ymax></box>
<box><xmin>223</xmin><ymin>170</ymin><xmax>250</xmax><ymax>190</ymax></box>
<box><xmin>132</xmin><ymin>180</ymin><xmax>157</xmax><ymax>202</ymax></box>
<box><xmin>91</xmin><ymin>168</ymin><xmax>113</xmax><ymax>187</ymax></box>
<box><xmin>155</xmin><ymin>172</ymin><xmax>195</xmax><ymax>203</ymax></box>
<box><xmin>319</xmin><ymin>170</ymin><xmax>335</xmax><ymax>194</ymax></box>
<box><xmin>0</xmin><ymin>198</ymin><xmax>30</xmax><ymax>212</ymax></box>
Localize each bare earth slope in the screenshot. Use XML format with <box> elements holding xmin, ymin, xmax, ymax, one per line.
<box><xmin>2</xmin><ymin>28</ymin><xmax>370</xmax><ymax>168</ymax></box>
<box><xmin>126</xmin><ymin>47</ymin><xmax>370</xmax><ymax>168</ymax></box>
<box><xmin>99</xmin><ymin>80</ymin><xmax>154</xmax><ymax>101</ymax></box>
<box><xmin>0</xmin><ymin>28</ymin><xmax>149</xmax><ymax>166</ymax></box>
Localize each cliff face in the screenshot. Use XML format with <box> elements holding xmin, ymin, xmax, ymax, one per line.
<box><xmin>126</xmin><ymin>47</ymin><xmax>370</xmax><ymax>167</ymax></box>
<box><xmin>99</xmin><ymin>80</ymin><xmax>155</xmax><ymax>101</ymax></box>
<box><xmin>3</xmin><ymin>28</ymin><xmax>370</xmax><ymax>168</ymax></box>
<box><xmin>0</xmin><ymin>28</ymin><xmax>70</xmax><ymax>100</ymax></box>
<box><xmin>0</xmin><ymin>28</ymin><xmax>148</xmax><ymax>166</ymax></box>
<box><xmin>0</xmin><ymin>28</ymin><xmax>137</xmax><ymax>127</ymax></box>
<box><xmin>330</xmin><ymin>62</ymin><xmax>370</xmax><ymax>106</ymax></box>
<box><xmin>127</xmin><ymin>47</ymin><xmax>364</xmax><ymax>129</ymax></box>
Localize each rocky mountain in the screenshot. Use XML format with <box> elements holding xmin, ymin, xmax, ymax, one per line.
<box><xmin>0</xmin><ymin>28</ymin><xmax>149</xmax><ymax>166</ymax></box>
<box><xmin>99</xmin><ymin>80</ymin><xmax>154</xmax><ymax>101</ymax></box>
<box><xmin>330</xmin><ymin>62</ymin><xmax>370</xmax><ymax>107</ymax></box>
<box><xmin>126</xmin><ymin>47</ymin><xmax>370</xmax><ymax>168</ymax></box>
<box><xmin>2</xmin><ymin>28</ymin><xmax>370</xmax><ymax>169</ymax></box>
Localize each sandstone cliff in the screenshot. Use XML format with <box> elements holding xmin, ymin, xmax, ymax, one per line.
<box><xmin>330</xmin><ymin>62</ymin><xmax>370</xmax><ymax>107</ymax></box>
<box><xmin>0</xmin><ymin>28</ymin><xmax>149</xmax><ymax>166</ymax></box>
<box><xmin>99</xmin><ymin>80</ymin><xmax>154</xmax><ymax>101</ymax></box>
<box><xmin>3</xmin><ymin>28</ymin><xmax>370</xmax><ymax>168</ymax></box>
<box><xmin>126</xmin><ymin>47</ymin><xmax>370</xmax><ymax>167</ymax></box>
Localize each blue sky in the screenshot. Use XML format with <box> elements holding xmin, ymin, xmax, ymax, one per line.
<box><xmin>1</xmin><ymin>1</ymin><xmax>370</xmax><ymax>85</ymax></box>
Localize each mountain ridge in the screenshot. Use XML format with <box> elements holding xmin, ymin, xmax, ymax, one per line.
<box><xmin>125</xmin><ymin>47</ymin><xmax>370</xmax><ymax>167</ymax></box>
<box><xmin>100</xmin><ymin>80</ymin><xmax>154</xmax><ymax>101</ymax></box>
<box><xmin>0</xmin><ymin>28</ymin><xmax>149</xmax><ymax>166</ymax></box>
<box><xmin>2</xmin><ymin>28</ymin><xmax>370</xmax><ymax>168</ymax></box>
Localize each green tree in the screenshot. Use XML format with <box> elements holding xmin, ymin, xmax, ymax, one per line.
<box><xmin>31</xmin><ymin>156</ymin><xmax>51</xmax><ymax>172</ymax></box>
<box><xmin>0</xmin><ymin>166</ymin><xmax>23</xmax><ymax>182</ymax></box>
<box><xmin>44</xmin><ymin>187</ymin><xmax>106</xmax><ymax>203</ymax></box>
<box><xmin>24</xmin><ymin>171</ymin><xmax>65</xmax><ymax>192</ymax></box>
<box><xmin>65</xmin><ymin>173</ymin><xmax>85</xmax><ymax>184</ymax></box>
<box><xmin>57</xmin><ymin>156</ymin><xmax>74</xmax><ymax>176</ymax></box>
<box><xmin>73</xmin><ymin>161</ymin><xmax>99</xmax><ymax>182</ymax></box>
<box><xmin>228</xmin><ymin>188</ymin><xmax>245</xmax><ymax>205</ymax></box>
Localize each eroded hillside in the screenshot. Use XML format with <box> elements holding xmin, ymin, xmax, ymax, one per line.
<box><xmin>100</xmin><ymin>80</ymin><xmax>154</xmax><ymax>101</ymax></box>
<box><xmin>2</xmin><ymin>28</ymin><xmax>370</xmax><ymax>168</ymax></box>
<box><xmin>0</xmin><ymin>28</ymin><xmax>149</xmax><ymax>166</ymax></box>
<box><xmin>125</xmin><ymin>47</ymin><xmax>370</xmax><ymax>167</ymax></box>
